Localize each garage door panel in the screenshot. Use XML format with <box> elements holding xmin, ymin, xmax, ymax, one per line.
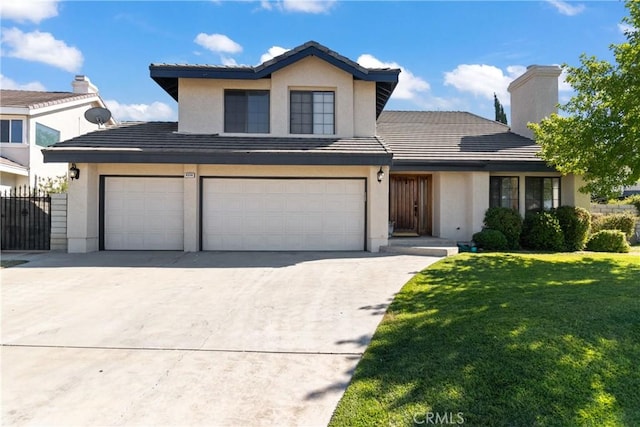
<box><xmin>202</xmin><ymin>178</ymin><xmax>364</xmax><ymax>251</ymax></box>
<box><xmin>104</xmin><ymin>177</ymin><xmax>184</xmax><ymax>250</ymax></box>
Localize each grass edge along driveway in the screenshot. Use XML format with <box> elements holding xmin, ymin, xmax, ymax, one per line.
<box><xmin>330</xmin><ymin>252</ymin><xmax>640</xmax><ymax>427</ymax></box>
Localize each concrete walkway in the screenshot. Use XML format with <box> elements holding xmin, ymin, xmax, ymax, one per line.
<box><xmin>1</xmin><ymin>251</ymin><xmax>439</xmax><ymax>426</ymax></box>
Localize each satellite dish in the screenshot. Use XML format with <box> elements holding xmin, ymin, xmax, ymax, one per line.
<box><xmin>84</xmin><ymin>107</ymin><xmax>112</xmax><ymax>128</ymax></box>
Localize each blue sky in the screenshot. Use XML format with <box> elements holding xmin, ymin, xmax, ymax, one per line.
<box><xmin>0</xmin><ymin>0</ymin><xmax>631</xmax><ymax>123</ymax></box>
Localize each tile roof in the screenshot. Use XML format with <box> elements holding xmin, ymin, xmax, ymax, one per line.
<box><xmin>42</xmin><ymin>122</ymin><xmax>393</xmax><ymax>166</ymax></box>
<box><xmin>0</xmin><ymin>155</ymin><xmax>27</xmax><ymax>169</ymax></box>
<box><xmin>0</xmin><ymin>90</ymin><xmax>99</xmax><ymax>109</ymax></box>
<box><xmin>377</xmin><ymin>111</ymin><xmax>552</xmax><ymax>171</ymax></box>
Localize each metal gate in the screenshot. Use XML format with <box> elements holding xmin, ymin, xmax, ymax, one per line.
<box><xmin>1</xmin><ymin>186</ymin><xmax>51</xmax><ymax>250</ymax></box>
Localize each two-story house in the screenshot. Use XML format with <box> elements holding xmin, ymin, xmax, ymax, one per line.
<box><xmin>42</xmin><ymin>41</ymin><xmax>589</xmax><ymax>253</ymax></box>
<box><xmin>1</xmin><ymin>76</ymin><xmax>114</xmax><ymax>192</ymax></box>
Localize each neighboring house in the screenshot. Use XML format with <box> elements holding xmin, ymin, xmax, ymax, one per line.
<box><xmin>0</xmin><ymin>76</ymin><xmax>114</xmax><ymax>192</ymax></box>
<box><xmin>42</xmin><ymin>41</ymin><xmax>589</xmax><ymax>253</ymax></box>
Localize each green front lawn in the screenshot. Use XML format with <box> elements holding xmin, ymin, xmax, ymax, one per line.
<box><xmin>330</xmin><ymin>253</ymin><xmax>640</xmax><ymax>427</ymax></box>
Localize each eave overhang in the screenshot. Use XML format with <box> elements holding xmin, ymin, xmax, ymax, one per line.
<box><xmin>391</xmin><ymin>160</ymin><xmax>556</xmax><ymax>173</ymax></box>
<box><xmin>42</xmin><ymin>148</ymin><xmax>393</xmax><ymax>166</ymax></box>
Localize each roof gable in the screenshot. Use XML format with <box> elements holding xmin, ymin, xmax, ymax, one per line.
<box><xmin>150</xmin><ymin>41</ymin><xmax>400</xmax><ymax>117</ymax></box>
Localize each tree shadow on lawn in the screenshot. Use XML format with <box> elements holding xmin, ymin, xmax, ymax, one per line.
<box><xmin>331</xmin><ymin>254</ymin><xmax>640</xmax><ymax>426</ymax></box>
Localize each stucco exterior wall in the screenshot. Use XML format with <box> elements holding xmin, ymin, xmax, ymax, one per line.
<box><xmin>561</xmin><ymin>174</ymin><xmax>590</xmax><ymax>210</ymax></box>
<box><xmin>67</xmin><ymin>163</ymin><xmax>99</xmax><ymax>253</ymax></box>
<box><xmin>178</xmin><ymin>79</ymin><xmax>270</xmax><ymax>134</ymax></box>
<box><xmin>177</xmin><ymin>57</ymin><xmax>377</xmax><ymax>138</ymax></box>
<box><xmin>508</xmin><ymin>65</ymin><xmax>561</xmax><ymax>140</ymax></box>
<box><xmin>67</xmin><ymin>163</ymin><xmax>388</xmax><ymax>253</ymax></box>
<box><xmin>433</xmin><ymin>172</ymin><xmax>489</xmax><ymax>241</ymax></box>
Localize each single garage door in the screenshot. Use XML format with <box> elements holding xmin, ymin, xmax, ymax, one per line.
<box><xmin>202</xmin><ymin>178</ymin><xmax>365</xmax><ymax>251</ymax></box>
<box><xmin>104</xmin><ymin>177</ymin><xmax>184</xmax><ymax>250</ymax></box>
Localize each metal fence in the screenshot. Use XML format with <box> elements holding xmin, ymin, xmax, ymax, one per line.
<box><xmin>1</xmin><ymin>186</ymin><xmax>51</xmax><ymax>250</ymax></box>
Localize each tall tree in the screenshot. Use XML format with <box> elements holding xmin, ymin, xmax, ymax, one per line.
<box><xmin>529</xmin><ymin>0</ymin><xmax>640</xmax><ymax>198</ymax></box>
<box><xmin>494</xmin><ymin>93</ymin><xmax>508</xmax><ymax>124</ymax></box>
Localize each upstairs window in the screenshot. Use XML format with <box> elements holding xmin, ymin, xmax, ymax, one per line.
<box><xmin>224</xmin><ymin>90</ymin><xmax>270</xmax><ymax>133</ymax></box>
<box><xmin>490</xmin><ymin>176</ymin><xmax>519</xmax><ymax>210</ymax></box>
<box><xmin>290</xmin><ymin>91</ymin><xmax>334</xmax><ymax>135</ymax></box>
<box><xmin>1</xmin><ymin>119</ymin><xmax>23</xmax><ymax>143</ymax></box>
<box><xmin>36</xmin><ymin>123</ymin><xmax>60</xmax><ymax>147</ymax></box>
<box><xmin>525</xmin><ymin>177</ymin><xmax>560</xmax><ymax>211</ymax></box>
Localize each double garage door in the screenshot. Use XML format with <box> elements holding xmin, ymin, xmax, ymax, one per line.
<box><xmin>103</xmin><ymin>177</ymin><xmax>365</xmax><ymax>251</ymax></box>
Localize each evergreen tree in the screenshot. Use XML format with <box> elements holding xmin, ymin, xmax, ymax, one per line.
<box><xmin>494</xmin><ymin>93</ymin><xmax>508</xmax><ymax>124</ymax></box>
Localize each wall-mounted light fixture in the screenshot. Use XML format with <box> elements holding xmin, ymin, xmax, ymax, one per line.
<box><xmin>69</xmin><ymin>163</ymin><xmax>80</xmax><ymax>180</ymax></box>
<box><xmin>377</xmin><ymin>166</ymin><xmax>385</xmax><ymax>183</ymax></box>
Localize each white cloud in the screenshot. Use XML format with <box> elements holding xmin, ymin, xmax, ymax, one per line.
<box><xmin>259</xmin><ymin>46</ymin><xmax>289</xmax><ymax>64</ymax></box>
<box><xmin>545</xmin><ymin>0</ymin><xmax>585</xmax><ymax>16</ymax></box>
<box><xmin>444</xmin><ymin>64</ymin><xmax>526</xmax><ymax>105</ymax></box>
<box><xmin>261</xmin><ymin>0</ymin><xmax>336</xmax><ymax>13</ymax></box>
<box><xmin>357</xmin><ymin>54</ymin><xmax>430</xmax><ymax>100</ymax></box>
<box><xmin>221</xmin><ymin>56</ymin><xmax>238</xmax><ymax>66</ymax></box>
<box><xmin>618</xmin><ymin>23</ymin><xmax>637</xmax><ymax>34</ymax></box>
<box><xmin>105</xmin><ymin>100</ymin><xmax>176</xmax><ymax>122</ymax></box>
<box><xmin>559</xmin><ymin>69</ymin><xmax>573</xmax><ymax>93</ymax></box>
<box><xmin>194</xmin><ymin>33</ymin><xmax>242</xmax><ymax>54</ymax></box>
<box><xmin>1</xmin><ymin>28</ymin><xmax>83</xmax><ymax>72</ymax></box>
<box><xmin>0</xmin><ymin>0</ymin><xmax>59</xmax><ymax>23</ymax></box>
<box><xmin>0</xmin><ymin>74</ymin><xmax>46</xmax><ymax>91</ymax></box>
<box><xmin>282</xmin><ymin>0</ymin><xmax>336</xmax><ymax>13</ymax></box>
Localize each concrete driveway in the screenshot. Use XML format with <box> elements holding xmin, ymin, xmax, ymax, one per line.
<box><xmin>1</xmin><ymin>251</ymin><xmax>438</xmax><ymax>426</ymax></box>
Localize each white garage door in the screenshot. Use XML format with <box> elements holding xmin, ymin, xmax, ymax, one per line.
<box><xmin>104</xmin><ymin>177</ymin><xmax>184</xmax><ymax>250</ymax></box>
<box><xmin>202</xmin><ymin>178</ymin><xmax>365</xmax><ymax>251</ymax></box>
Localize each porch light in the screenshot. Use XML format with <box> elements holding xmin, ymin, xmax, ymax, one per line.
<box><xmin>69</xmin><ymin>163</ymin><xmax>80</xmax><ymax>180</ymax></box>
<box><xmin>377</xmin><ymin>166</ymin><xmax>384</xmax><ymax>183</ymax></box>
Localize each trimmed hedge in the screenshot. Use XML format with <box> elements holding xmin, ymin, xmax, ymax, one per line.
<box><xmin>553</xmin><ymin>206</ymin><xmax>591</xmax><ymax>251</ymax></box>
<box><xmin>591</xmin><ymin>212</ymin><xmax>637</xmax><ymax>239</ymax></box>
<box><xmin>472</xmin><ymin>229</ymin><xmax>509</xmax><ymax>251</ymax></box>
<box><xmin>521</xmin><ymin>211</ymin><xmax>564</xmax><ymax>251</ymax></box>
<box><xmin>586</xmin><ymin>230</ymin><xmax>630</xmax><ymax>253</ymax></box>
<box><xmin>483</xmin><ymin>207</ymin><xmax>523</xmax><ymax>250</ymax></box>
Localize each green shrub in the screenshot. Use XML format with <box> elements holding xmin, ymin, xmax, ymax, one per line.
<box><xmin>483</xmin><ymin>207</ymin><xmax>522</xmax><ymax>249</ymax></box>
<box><xmin>616</xmin><ymin>194</ymin><xmax>640</xmax><ymax>215</ymax></box>
<box><xmin>553</xmin><ymin>206</ymin><xmax>591</xmax><ymax>251</ymax></box>
<box><xmin>591</xmin><ymin>212</ymin><xmax>637</xmax><ymax>239</ymax></box>
<box><xmin>521</xmin><ymin>211</ymin><xmax>564</xmax><ymax>251</ymax></box>
<box><xmin>586</xmin><ymin>230</ymin><xmax>630</xmax><ymax>253</ymax></box>
<box><xmin>472</xmin><ymin>229</ymin><xmax>509</xmax><ymax>251</ymax></box>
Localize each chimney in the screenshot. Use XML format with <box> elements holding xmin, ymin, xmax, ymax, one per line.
<box><xmin>72</xmin><ymin>75</ymin><xmax>99</xmax><ymax>94</ymax></box>
<box><xmin>507</xmin><ymin>65</ymin><xmax>561</xmax><ymax>139</ymax></box>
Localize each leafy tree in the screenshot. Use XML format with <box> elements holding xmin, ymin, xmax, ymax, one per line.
<box><xmin>529</xmin><ymin>0</ymin><xmax>640</xmax><ymax>198</ymax></box>
<box><xmin>494</xmin><ymin>93</ymin><xmax>508</xmax><ymax>124</ymax></box>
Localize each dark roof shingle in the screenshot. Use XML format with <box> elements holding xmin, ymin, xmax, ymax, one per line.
<box><xmin>377</xmin><ymin>111</ymin><xmax>552</xmax><ymax>171</ymax></box>
<box><xmin>42</xmin><ymin>122</ymin><xmax>392</xmax><ymax>166</ymax></box>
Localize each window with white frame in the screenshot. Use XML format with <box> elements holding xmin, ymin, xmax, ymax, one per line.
<box><xmin>525</xmin><ymin>177</ymin><xmax>560</xmax><ymax>211</ymax></box>
<box><xmin>290</xmin><ymin>91</ymin><xmax>335</xmax><ymax>135</ymax></box>
<box><xmin>0</xmin><ymin>119</ymin><xmax>24</xmax><ymax>143</ymax></box>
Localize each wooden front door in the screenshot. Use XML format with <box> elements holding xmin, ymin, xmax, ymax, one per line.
<box><xmin>389</xmin><ymin>175</ymin><xmax>432</xmax><ymax>236</ymax></box>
